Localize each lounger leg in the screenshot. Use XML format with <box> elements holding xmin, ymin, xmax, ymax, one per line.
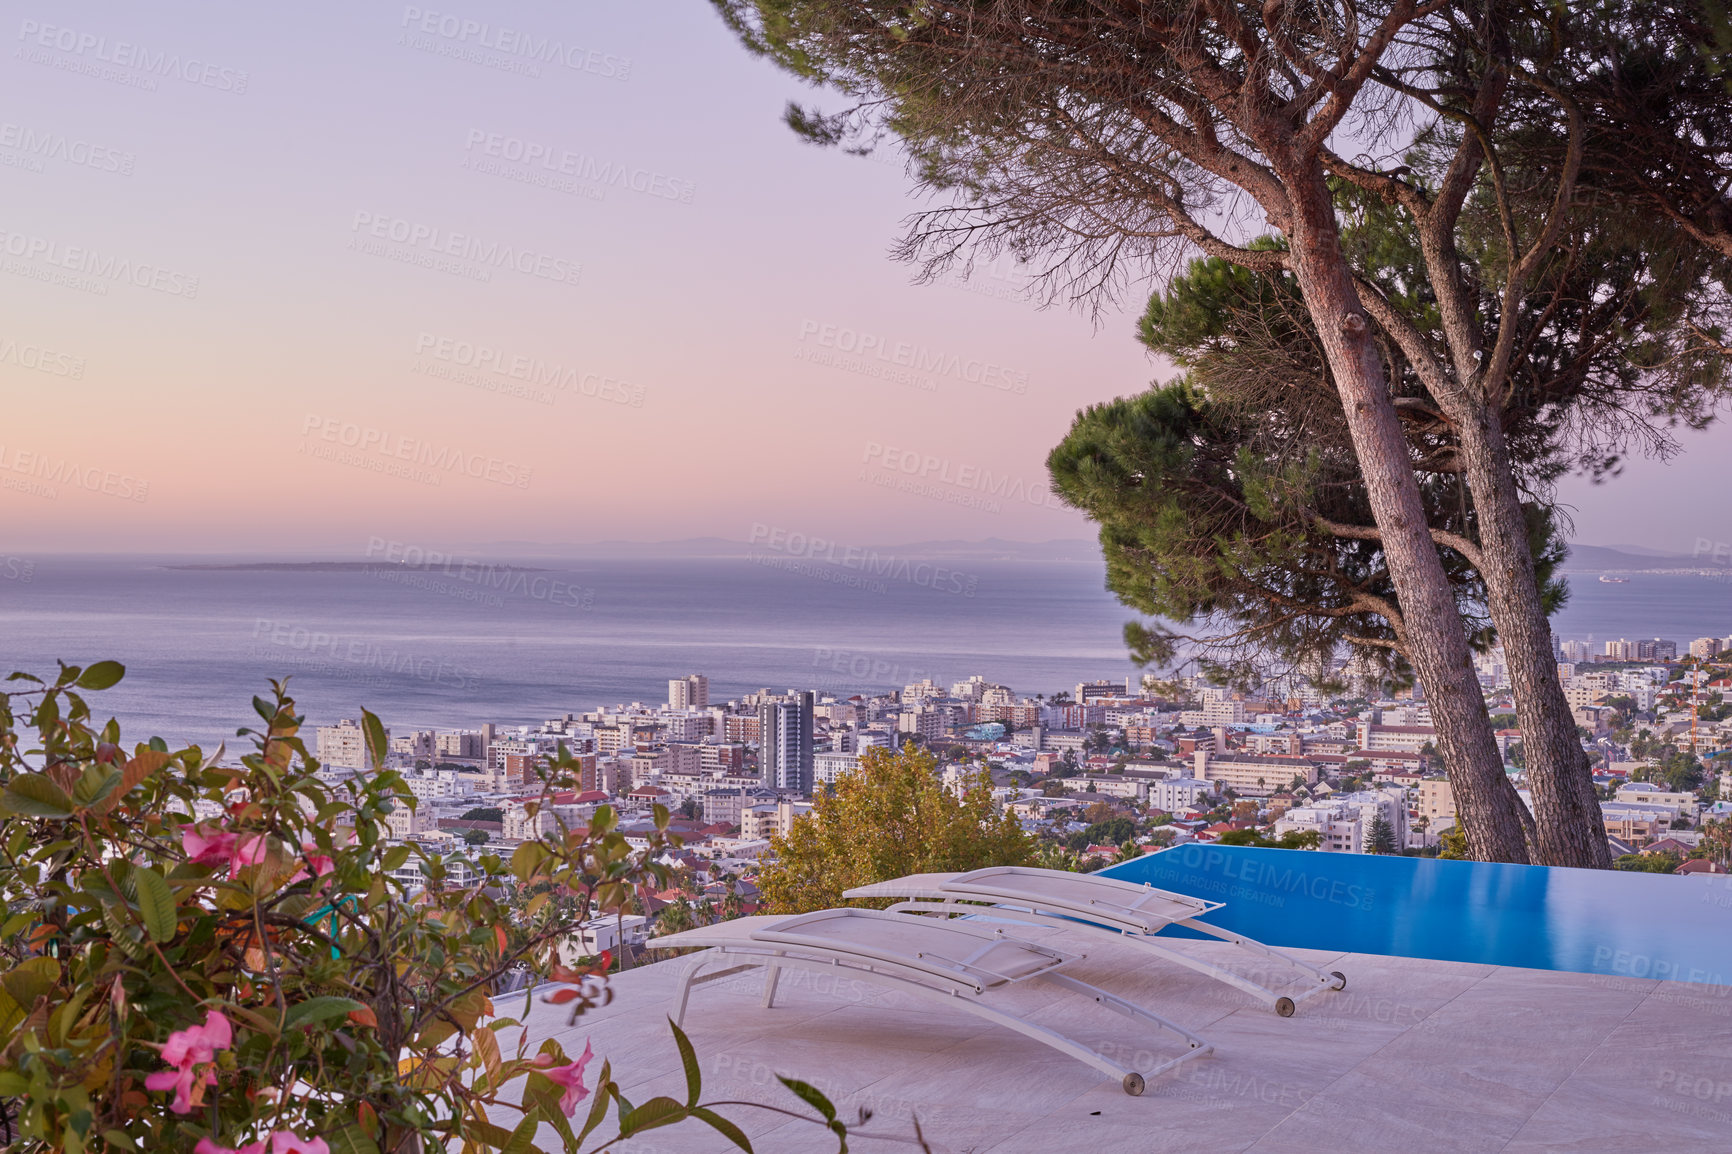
<box><xmin>762</xmin><ymin>963</ymin><xmax>781</xmax><ymax>1009</ymax></box>
<box><xmin>673</xmin><ymin>957</ymin><xmax>707</xmax><ymax>1027</ymax></box>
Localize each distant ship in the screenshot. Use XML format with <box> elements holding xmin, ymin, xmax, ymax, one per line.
<box><xmin>1598</xmin><ymin>575</ymin><xmax>1630</xmax><ymax>584</ymax></box>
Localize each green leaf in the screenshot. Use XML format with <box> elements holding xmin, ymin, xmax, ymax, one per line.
<box><xmin>380</xmin><ymin>845</ymin><xmax>411</xmax><ymax>872</ymax></box>
<box><xmin>691</xmin><ymin>1107</ymin><xmax>754</xmax><ymax>1153</ymax></box>
<box><xmin>323</xmin><ymin>1124</ymin><xmax>381</xmax><ymax>1154</ymax></box>
<box><xmin>778</xmin><ymin>1077</ymin><xmax>838</xmax><ymax>1123</ymax></box>
<box><xmin>1</xmin><ymin>774</ymin><xmax>75</xmax><ymax>819</ymax></box>
<box><xmin>577</xmin><ymin>1059</ymin><xmax>613</xmax><ymax>1143</ymax></box>
<box><xmin>499</xmin><ymin>1110</ymin><xmax>541</xmax><ymax>1154</ymax></box>
<box><xmin>618</xmin><ymin>1096</ymin><xmax>687</xmax><ymax>1137</ymax></box>
<box><xmin>133</xmin><ymin>866</ymin><xmax>177</xmax><ymax>943</ymax></box>
<box><xmin>2</xmin><ymin>957</ymin><xmax>60</xmax><ymax>1008</ymax></box>
<box><xmin>361</xmin><ymin>709</ymin><xmax>389</xmax><ymax>772</ymax></box>
<box><xmin>75</xmin><ymin>660</ymin><xmax>125</xmax><ymax>690</ymax></box>
<box><xmin>283</xmin><ymin>995</ymin><xmax>366</xmax><ymax>1029</ymax></box>
<box><xmin>670</xmin><ymin>1018</ymin><xmax>701</xmax><ymax>1107</ymax></box>
<box><xmin>72</xmin><ymin>764</ymin><xmax>123</xmax><ymax>809</ymax></box>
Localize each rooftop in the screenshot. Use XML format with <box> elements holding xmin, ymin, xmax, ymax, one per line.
<box><xmin>499</xmin><ymin>929</ymin><xmax>1732</xmax><ymax>1153</ymax></box>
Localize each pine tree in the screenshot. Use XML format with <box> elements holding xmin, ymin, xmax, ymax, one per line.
<box><xmin>1367</xmin><ymin>813</ymin><xmax>1398</xmax><ymax>856</ymax></box>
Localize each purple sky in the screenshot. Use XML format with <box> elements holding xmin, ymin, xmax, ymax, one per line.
<box><xmin>2</xmin><ymin>1</ymin><xmax>1723</xmax><ymax>558</ymax></box>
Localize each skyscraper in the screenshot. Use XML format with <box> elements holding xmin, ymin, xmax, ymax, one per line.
<box><xmin>669</xmin><ymin>674</ymin><xmax>709</xmax><ymax>709</ymax></box>
<box><xmin>759</xmin><ymin>691</ymin><xmax>814</xmax><ymax>794</ymax></box>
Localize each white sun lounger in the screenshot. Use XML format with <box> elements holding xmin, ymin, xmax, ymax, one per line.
<box><xmin>845</xmin><ymin>866</ymin><xmax>1346</xmax><ymax>1017</ymax></box>
<box><xmin>647</xmin><ymin>907</ymin><xmax>1213</xmax><ymax>1094</ymax></box>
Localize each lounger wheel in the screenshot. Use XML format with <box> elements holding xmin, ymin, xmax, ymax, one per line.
<box><xmin>1275</xmin><ymin>996</ymin><xmax>1295</xmax><ymax>1017</ymax></box>
<box><xmin>1329</xmin><ymin>971</ymin><xmax>1347</xmax><ymax>991</ymax></box>
<box><xmin>1122</xmin><ymin>1072</ymin><xmax>1145</xmax><ymax>1096</ymax></box>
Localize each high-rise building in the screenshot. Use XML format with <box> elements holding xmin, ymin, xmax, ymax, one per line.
<box><xmin>669</xmin><ymin>675</ymin><xmax>710</xmax><ymax>709</ymax></box>
<box><xmin>316</xmin><ymin>718</ymin><xmax>371</xmax><ymax>770</ymax></box>
<box><xmin>759</xmin><ymin>692</ymin><xmax>815</xmax><ymax>794</ymax></box>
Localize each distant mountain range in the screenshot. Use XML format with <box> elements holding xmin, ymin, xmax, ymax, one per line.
<box><xmin>469</xmin><ymin>536</ymin><xmax>1104</xmax><ymax>563</ymax></box>
<box><xmin>1559</xmin><ymin>544</ymin><xmax>1711</xmax><ymax>572</ymax></box>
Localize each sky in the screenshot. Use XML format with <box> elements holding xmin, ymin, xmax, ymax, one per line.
<box><xmin>1</xmin><ymin>0</ymin><xmax>1726</xmax><ymax>558</ymax></box>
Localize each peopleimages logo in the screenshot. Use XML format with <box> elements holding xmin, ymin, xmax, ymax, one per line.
<box><xmin>349</xmin><ymin>212</ymin><xmax>581</xmax><ymax>287</ymax></box>
<box><xmin>398</xmin><ymin>7</ymin><xmax>630</xmax><ymax>80</ymax></box>
<box><xmin>16</xmin><ymin>19</ymin><xmax>249</xmax><ymax>92</ymax></box>
<box><xmin>861</xmin><ymin>441</ymin><xmax>1066</xmax><ymax>510</ymax></box>
<box><xmin>364</xmin><ymin>537</ymin><xmax>594</xmax><ymax>609</ymax></box>
<box><xmin>0</xmin><ymin>121</ymin><xmax>135</xmax><ymax>175</ymax></box>
<box><xmin>798</xmin><ymin>319</ymin><xmax>1028</xmax><ymax>394</ymax></box>
<box><xmin>462</xmin><ymin>130</ymin><xmax>695</xmax><ymax>204</ymax></box>
<box><xmin>748</xmin><ymin>523</ymin><xmax>978</xmax><ymax>597</ymax></box>
<box><xmin>0</xmin><ymin>444</ymin><xmax>148</xmax><ymax>502</ymax></box>
<box><xmin>0</xmin><ymin>226</ymin><xmax>199</xmax><ymax>298</ymax></box>
<box><xmin>413</xmin><ymin>332</ymin><xmax>644</xmax><ymax>407</ymax></box>
<box><xmin>0</xmin><ymin>335</ymin><xmax>84</xmax><ymax>378</ymax></box>
<box><xmin>251</xmin><ymin>619</ymin><xmax>481</xmax><ymax>691</ymax></box>
<box><xmin>299</xmin><ymin>415</ymin><xmax>533</xmax><ymax>489</ymax></box>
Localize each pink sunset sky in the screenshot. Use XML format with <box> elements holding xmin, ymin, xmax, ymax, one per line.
<box><xmin>2</xmin><ymin>1</ymin><xmax>1726</xmax><ymax>556</ymax></box>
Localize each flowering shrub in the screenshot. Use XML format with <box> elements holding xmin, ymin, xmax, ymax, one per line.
<box><xmin>0</xmin><ymin>663</ymin><xmax>848</xmax><ymax>1153</ymax></box>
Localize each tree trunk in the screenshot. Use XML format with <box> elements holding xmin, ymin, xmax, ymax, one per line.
<box><xmin>1447</xmin><ymin>403</ymin><xmax>1612</xmax><ymax>867</ymax></box>
<box><xmin>1279</xmin><ymin>167</ymin><xmax>1534</xmax><ymax>863</ymax></box>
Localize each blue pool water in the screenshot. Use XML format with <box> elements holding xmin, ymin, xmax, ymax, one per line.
<box><xmin>1102</xmin><ymin>845</ymin><xmax>1732</xmax><ymax>987</ymax></box>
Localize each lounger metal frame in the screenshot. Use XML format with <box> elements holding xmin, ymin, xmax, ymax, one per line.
<box><xmin>653</xmin><ymin>909</ymin><xmax>1213</xmax><ymax>1095</ymax></box>
<box><xmin>845</xmin><ymin>866</ymin><xmax>1347</xmax><ymax>1017</ymax></box>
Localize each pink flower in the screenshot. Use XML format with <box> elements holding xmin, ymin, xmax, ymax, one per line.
<box><xmin>182</xmin><ymin>826</ymin><xmax>269</xmax><ymax>878</ymax></box>
<box><xmin>193</xmin><ymin>1135</ymin><xmax>325</xmax><ymax>1154</ymax></box>
<box><xmin>144</xmin><ymin>1010</ymin><xmax>232</xmax><ymax>1113</ymax></box>
<box><xmin>194</xmin><ymin>1139</ymin><xmax>264</xmax><ymax>1154</ymax></box>
<box><xmin>182</xmin><ymin>825</ymin><xmax>238</xmax><ymax>867</ymax></box>
<box><xmin>539</xmin><ymin>1039</ymin><xmax>596</xmax><ymax>1116</ymax></box>
<box><xmin>288</xmin><ymin>840</ymin><xmax>335</xmax><ymax>887</ymax></box>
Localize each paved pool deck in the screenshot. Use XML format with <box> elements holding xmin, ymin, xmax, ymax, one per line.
<box><xmin>494</xmin><ymin>927</ymin><xmax>1732</xmax><ymax>1153</ymax></box>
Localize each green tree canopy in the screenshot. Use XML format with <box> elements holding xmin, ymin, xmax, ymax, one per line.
<box><xmin>758</xmin><ymin>745</ymin><xmax>1031</xmax><ymax>914</ymax></box>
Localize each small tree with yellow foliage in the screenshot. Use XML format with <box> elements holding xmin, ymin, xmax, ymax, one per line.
<box><xmin>759</xmin><ymin>745</ymin><xmax>1031</xmax><ymax>915</ymax></box>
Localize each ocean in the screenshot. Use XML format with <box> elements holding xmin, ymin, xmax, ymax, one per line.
<box><xmin>1</xmin><ymin>555</ymin><xmax>1726</xmax><ymax>752</ymax></box>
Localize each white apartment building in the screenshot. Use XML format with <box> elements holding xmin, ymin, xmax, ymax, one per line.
<box><xmin>898</xmin><ymin>707</ymin><xmax>945</xmax><ymax>742</ymax></box>
<box><xmin>668</xmin><ymin>674</ymin><xmax>710</xmax><ymax>709</ymax></box>
<box><xmin>1273</xmin><ymin>788</ymin><xmax>1408</xmax><ymax>853</ymax></box>
<box><xmin>435</xmin><ymin>731</ymin><xmax>486</xmax><ymax>760</ymax></box>
<box><xmin>1056</xmin><ymin>775</ymin><xmax>1147</xmax><ymax>801</ymax></box>
<box><xmin>813</xmin><ymin>750</ymin><xmax>859</xmax><ymax>785</ymax></box>
<box><xmin>559</xmin><ymin>915</ymin><xmax>650</xmax><ymax>965</ymax></box>
<box><xmin>1416</xmin><ymin>777</ymin><xmax>1456</xmax><ymax>829</ymax></box>
<box><xmin>401</xmin><ymin>770</ymin><xmax>470</xmax><ymax>802</ymax></box>
<box><xmin>315</xmin><ymin>718</ymin><xmax>371</xmax><ymax>770</ymax></box>
<box><xmin>1614</xmin><ymin>784</ymin><xmax>1700</xmax><ymax>819</ymax></box>
<box><xmin>659</xmin><ymin>711</ymin><xmax>711</xmax><ymax>743</ymax></box>
<box><xmin>390</xmin><ymin>730</ymin><xmax>435</xmax><ymax>759</ymax></box>
<box><xmin>1147</xmin><ymin>776</ymin><xmax>1217</xmax><ymax>813</ymax></box>
<box><xmin>1178</xmin><ymin>700</ymin><xmax>1246</xmax><ymax>727</ymax></box>
<box><xmin>1193</xmin><ymin>751</ymin><xmax>1319</xmax><ymax>796</ymax></box>
<box><xmin>739</xmin><ymin>798</ymin><xmax>815</xmax><ymax>841</ymax></box>
<box><xmin>1356</xmin><ymin>723</ymin><xmax>1436</xmax><ymax>754</ymax></box>
<box><xmin>384</xmin><ymin>800</ymin><xmax>433</xmax><ymax>841</ymax></box>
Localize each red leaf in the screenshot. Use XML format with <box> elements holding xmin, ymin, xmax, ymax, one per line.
<box><xmin>347</xmin><ymin>1005</ymin><xmax>378</xmax><ymax>1029</ymax></box>
<box><xmin>545</xmin><ymin>988</ymin><xmax>581</xmax><ymax>1004</ymax></box>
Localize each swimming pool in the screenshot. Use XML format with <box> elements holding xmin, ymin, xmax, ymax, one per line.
<box><xmin>1100</xmin><ymin>844</ymin><xmax>1732</xmax><ymax>987</ymax></box>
